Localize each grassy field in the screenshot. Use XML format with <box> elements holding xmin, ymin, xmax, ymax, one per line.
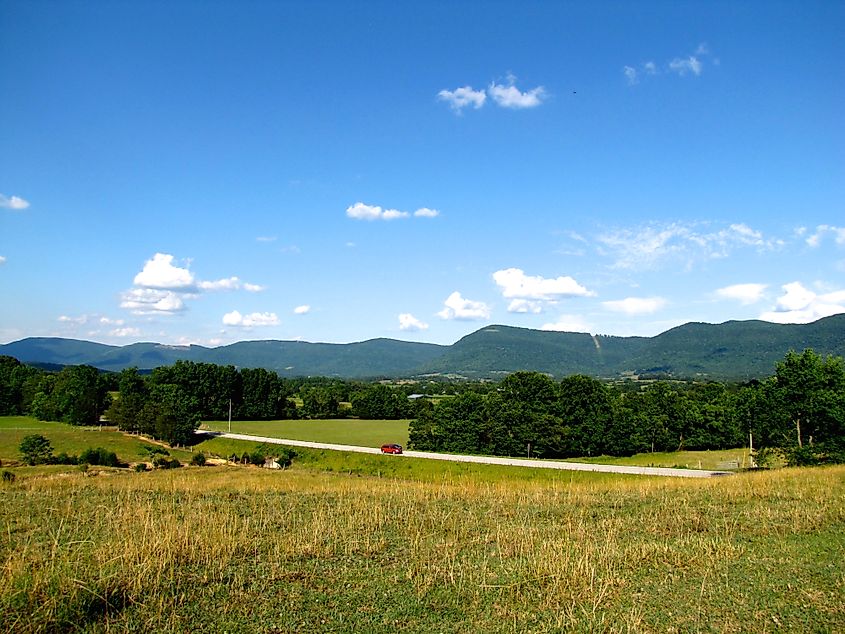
<box><xmin>201</xmin><ymin>418</ymin><xmax>410</xmax><ymax>447</ymax></box>
<box><xmin>1</xmin><ymin>458</ymin><xmax>843</xmax><ymax>633</ymax></box>
<box><xmin>0</xmin><ymin>417</ymin><xmax>194</xmax><ymax>465</ymax></box>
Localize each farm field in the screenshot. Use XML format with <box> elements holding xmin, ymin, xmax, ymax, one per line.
<box><xmin>0</xmin><ymin>417</ymin><xmax>194</xmax><ymax>465</ymax></box>
<box><xmin>2</xmin><ymin>458</ymin><xmax>843</xmax><ymax>633</ymax></box>
<box><xmin>201</xmin><ymin>418</ymin><xmax>410</xmax><ymax>448</ymax></box>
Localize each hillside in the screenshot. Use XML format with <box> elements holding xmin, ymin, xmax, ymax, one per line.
<box><xmin>2</xmin><ymin>313</ymin><xmax>844</xmax><ymax>380</ymax></box>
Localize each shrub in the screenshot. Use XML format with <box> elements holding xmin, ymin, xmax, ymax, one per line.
<box><xmin>19</xmin><ymin>434</ymin><xmax>53</xmax><ymax>465</ymax></box>
<box><xmin>240</xmin><ymin>452</ymin><xmax>251</xmax><ymax>464</ymax></box>
<box><xmin>134</xmin><ymin>463</ymin><xmax>148</xmax><ymax>473</ymax></box>
<box><xmin>53</xmin><ymin>452</ymin><xmax>78</xmax><ymax>465</ymax></box>
<box><xmin>79</xmin><ymin>447</ymin><xmax>119</xmax><ymax>467</ymax></box>
<box><xmin>140</xmin><ymin>445</ymin><xmax>169</xmax><ymax>458</ymax></box>
<box><xmin>249</xmin><ymin>450</ymin><xmax>266</xmax><ymax>466</ymax></box>
<box><xmin>153</xmin><ymin>456</ymin><xmax>181</xmax><ymax>469</ymax></box>
<box><xmin>190</xmin><ymin>453</ymin><xmax>207</xmax><ymax>466</ymax></box>
<box><xmin>1</xmin><ymin>470</ymin><xmax>15</xmax><ymax>484</ymax></box>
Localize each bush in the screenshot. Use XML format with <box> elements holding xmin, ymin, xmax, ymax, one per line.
<box><xmin>240</xmin><ymin>452</ymin><xmax>251</xmax><ymax>464</ymax></box>
<box><xmin>153</xmin><ymin>456</ymin><xmax>181</xmax><ymax>469</ymax></box>
<box><xmin>19</xmin><ymin>434</ymin><xmax>53</xmax><ymax>465</ymax></box>
<box><xmin>79</xmin><ymin>447</ymin><xmax>119</xmax><ymax>467</ymax></box>
<box><xmin>249</xmin><ymin>450</ymin><xmax>266</xmax><ymax>466</ymax></box>
<box><xmin>53</xmin><ymin>452</ymin><xmax>78</xmax><ymax>465</ymax></box>
<box><xmin>1</xmin><ymin>470</ymin><xmax>15</xmax><ymax>484</ymax></box>
<box><xmin>140</xmin><ymin>445</ymin><xmax>169</xmax><ymax>458</ymax></box>
<box><xmin>190</xmin><ymin>453</ymin><xmax>207</xmax><ymax>466</ymax></box>
<box><xmin>134</xmin><ymin>463</ymin><xmax>148</xmax><ymax>473</ymax></box>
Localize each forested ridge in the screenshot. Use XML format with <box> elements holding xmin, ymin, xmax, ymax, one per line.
<box><xmin>2</xmin><ymin>313</ymin><xmax>844</xmax><ymax>380</ymax></box>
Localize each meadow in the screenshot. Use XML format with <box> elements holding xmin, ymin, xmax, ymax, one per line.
<box><xmin>2</xmin><ymin>418</ymin><xmax>843</xmax><ymax>632</ymax></box>
<box><xmin>201</xmin><ymin>418</ymin><xmax>410</xmax><ymax>448</ymax></box>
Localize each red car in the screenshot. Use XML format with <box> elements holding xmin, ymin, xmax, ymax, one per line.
<box><xmin>380</xmin><ymin>444</ymin><xmax>403</xmax><ymax>455</ymax></box>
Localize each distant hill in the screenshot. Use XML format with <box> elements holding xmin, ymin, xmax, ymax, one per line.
<box><xmin>0</xmin><ymin>336</ymin><xmax>447</xmax><ymax>379</ymax></box>
<box><xmin>2</xmin><ymin>314</ymin><xmax>844</xmax><ymax>380</ymax></box>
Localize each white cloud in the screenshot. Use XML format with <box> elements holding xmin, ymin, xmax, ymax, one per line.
<box><xmin>437</xmin><ymin>291</ymin><xmax>491</xmax><ymax>321</ymax></box>
<box><xmin>437</xmin><ymin>86</ymin><xmax>487</xmax><ymax>112</ymax></box>
<box><xmin>133</xmin><ymin>253</ymin><xmax>195</xmax><ymax>290</ymax></box>
<box><xmin>110</xmin><ymin>327</ymin><xmax>141</xmax><ymax>338</ymax></box>
<box><xmin>806</xmin><ymin>225</ymin><xmax>845</xmax><ymax>248</ymax></box>
<box><xmin>493</xmin><ymin>267</ymin><xmax>594</xmax><ymax>300</ymax></box>
<box><xmin>398</xmin><ymin>313</ymin><xmax>429</xmax><ymax>331</ymax></box>
<box><xmin>294</xmin><ymin>305</ymin><xmax>311</xmax><ymax>315</ymax></box>
<box><xmin>643</xmin><ymin>61</ymin><xmax>657</xmax><ymax>74</ymax></box>
<box><xmin>507</xmin><ymin>299</ymin><xmax>543</xmax><ymax>314</ymax></box>
<box><xmin>346</xmin><ymin>202</ymin><xmax>439</xmax><ymax>221</ymax></box>
<box><xmin>382</xmin><ymin>208</ymin><xmax>410</xmax><ymax>220</ymax></box>
<box><xmin>346</xmin><ymin>202</ymin><xmax>384</xmax><ymax>221</ymax></box>
<box><xmin>0</xmin><ymin>256</ymin><xmax>6</xmax><ymax>265</ymax></box>
<box><xmin>759</xmin><ymin>282</ymin><xmax>845</xmax><ymax>324</ymax></box>
<box><xmin>602</xmin><ymin>297</ymin><xmax>667</xmax><ymax>315</ymax></box>
<box><xmin>487</xmin><ymin>76</ymin><xmax>545</xmax><ymax>109</ymax></box>
<box><xmin>198</xmin><ymin>277</ymin><xmax>264</xmax><ymax>292</ymax></box>
<box><xmin>0</xmin><ymin>194</ymin><xmax>30</xmax><ymax>210</ymax></box>
<box><xmin>669</xmin><ymin>56</ymin><xmax>703</xmax><ymax>76</ymax></box>
<box><xmin>120</xmin><ymin>288</ymin><xmax>186</xmax><ymax>315</ymax></box>
<box><xmin>597</xmin><ymin>221</ymin><xmax>780</xmax><ymax>270</ymax></box>
<box><xmin>623</xmin><ymin>66</ymin><xmax>638</xmax><ymax>85</ymax></box>
<box><xmin>541</xmin><ymin>314</ymin><xmax>592</xmax><ymax>333</ymax></box>
<box><xmin>715</xmin><ymin>283</ymin><xmax>768</xmax><ymax>305</ymax></box>
<box><xmin>256</xmin><ymin>236</ymin><xmax>277</xmax><ymax>243</ymax></box>
<box><xmin>222</xmin><ymin>311</ymin><xmax>280</xmax><ymax>327</ymax></box>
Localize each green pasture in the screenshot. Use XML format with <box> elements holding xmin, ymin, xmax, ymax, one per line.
<box><xmin>0</xmin><ymin>416</ymin><xmax>193</xmax><ymax>465</ymax></box>
<box><xmin>566</xmin><ymin>448</ymin><xmax>755</xmax><ymax>471</ymax></box>
<box><xmin>201</xmin><ymin>418</ymin><xmax>410</xmax><ymax>448</ymax></box>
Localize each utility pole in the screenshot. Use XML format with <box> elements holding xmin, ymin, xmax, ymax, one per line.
<box><xmin>228</xmin><ymin>399</ymin><xmax>232</xmax><ymax>433</ymax></box>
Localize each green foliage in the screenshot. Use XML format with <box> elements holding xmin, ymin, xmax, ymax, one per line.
<box><xmin>19</xmin><ymin>434</ymin><xmax>53</xmax><ymax>465</ymax></box>
<box><xmin>350</xmin><ymin>384</ymin><xmax>408</xmax><ymax>419</ymax></box>
<box><xmin>78</xmin><ymin>447</ymin><xmax>120</xmax><ymax>467</ymax></box>
<box><xmin>1</xmin><ymin>470</ymin><xmax>15</xmax><ymax>484</ymax></box>
<box><xmin>152</xmin><ymin>456</ymin><xmax>181</xmax><ymax>469</ymax></box>
<box><xmin>134</xmin><ymin>463</ymin><xmax>148</xmax><ymax>473</ymax></box>
<box><xmin>190</xmin><ymin>452</ymin><xmax>207</xmax><ymax>466</ymax></box>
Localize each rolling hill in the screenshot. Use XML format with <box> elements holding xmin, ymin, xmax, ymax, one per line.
<box><xmin>2</xmin><ymin>314</ymin><xmax>844</xmax><ymax>380</ymax></box>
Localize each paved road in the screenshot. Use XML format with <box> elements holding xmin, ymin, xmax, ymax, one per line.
<box><xmin>196</xmin><ymin>430</ymin><xmax>732</xmax><ymax>479</ymax></box>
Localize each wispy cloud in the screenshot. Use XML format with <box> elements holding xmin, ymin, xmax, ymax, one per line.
<box><xmin>715</xmin><ymin>283</ymin><xmax>768</xmax><ymax>305</ymax></box>
<box><xmin>222</xmin><ymin>311</ymin><xmax>280</xmax><ymax>327</ymax></box>
<box><xmin>346</xmin><ymin>202</ymin><xmax>440</xmax><ymax>221</ymax></box>
<box><xmin>0</xmin><ymin>256</ymin><xmax>6</xmax><ymax>265</ymax></box>
<box><xmin>398</xmin><ymin>313</ymin><xmax>429</xmax><ymax>331</ymax></box>
<box><xmin>541</xmin><ymin>314</ymin><xmax>592</xmax><ymax>333</ymax></box>
<box><xmin>120</xmin><ymin>288</ymin><xmax>187</xmax><ymax>315</ymax></box>
<box><xmin>0</xmin><ymin>194</ymin><xmax>30</xmax><ymax>210</ymax></box>
<box><xmin>437</xmin><ymin>291</ymin><xmax>491</xmax><ymax>321</ymax></box>
<box><xmin>759</xmin><ymin>281</ymin><xmax>845</xmax><ymax>324</ymax></box>
<box><xmin>625</xmin><ymin>43</ymin><xmax>713</xmax><ymax>85</ymax></box>
<box><xmin>806</xmin><ymin>225</ymin><xmax>845</xmax><ymax>248</ymax></box>
<box><xmin>597</xmin><ymin>221</ymin><xmax>781</xmax><ymax>270</ymax></box>
<box><xmin>602</xmin><ymin>297</ymin><xmax>667</xmax><ymax>315</ymax></box>
<box><xmin>293</xmin><ymin>305</ymin><xmax>311</xmax><ymax>315</ymax></box>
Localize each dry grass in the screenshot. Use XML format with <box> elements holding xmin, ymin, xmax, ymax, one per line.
<box><xmin>1</xmin><ymin>465</ymin><xmax>843</xmax><ymax>632</ymax></box>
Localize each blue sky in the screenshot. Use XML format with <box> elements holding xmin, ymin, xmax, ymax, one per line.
<box><xmin>1</xmin><ymin>1</ymin><xmax>843</xmax><ymax>347</ymax></box>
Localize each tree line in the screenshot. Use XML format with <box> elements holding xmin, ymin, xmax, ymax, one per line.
<box><xmin>408</xmin><ymin>349</ymin><xmax>845</xmax><ymax>465</ymax></box>
<box><xmin>0</xmin><ymin>357</ymin><xmax>425</xmax><ymax>445</ymax></box>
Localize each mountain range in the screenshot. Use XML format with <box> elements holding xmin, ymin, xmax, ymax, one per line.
<box><xmin>2</xmin><ymin>314</ymin><xmax>844</xmax><ymax>381</ymax></box>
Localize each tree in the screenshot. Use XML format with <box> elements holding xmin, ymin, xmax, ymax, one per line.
<box><xmin>351</xmin><ymin>384</ymin><xmax>407</xmax><ymax>419</ymax></box>
<box><xmin>19</xmin><ymin>434</ymin><xmax>53</xmax><ymax>465</ymax></box>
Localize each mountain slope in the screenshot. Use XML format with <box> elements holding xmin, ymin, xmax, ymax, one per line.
<box><xmin>2</xmin><ymin>314</ymin><xmax>843</xmax><ymax>380</ymax></box>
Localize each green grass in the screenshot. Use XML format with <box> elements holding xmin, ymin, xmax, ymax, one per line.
<box><xmin>1</xmin><ymin>462</ymin><xmax>842</xmax><ymax>632</ymax></box>
<box><xmin>201</xmin><ymin>418</ymin><xmax>410</xmax><ymax>447</ymax></box>
<box><xmin>0</xmin><ymin>416</ymin><xmax>194</xmax><ymax>465</ymax></box>
<box><xmin>565</xmin><ymin>448</ymin><xmax>755</xmax><ymax>471</ymax></box>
